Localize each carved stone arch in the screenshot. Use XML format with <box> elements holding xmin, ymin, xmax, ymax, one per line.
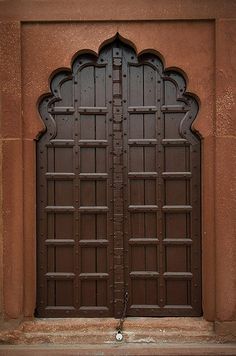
<box><xmin>37</xmin><ymin>37</ymin><xmax>201</xmax><ymax>318</ymax></box>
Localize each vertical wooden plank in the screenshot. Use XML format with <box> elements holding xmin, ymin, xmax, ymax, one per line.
<box><xmin>132</xmin><ymin>280</ymin><xmax>146</xmax><ymax>305</ymax></box>
<box><xmin>55</xmin><ymin>246</ymin><xmax>74</xmax><ymax>272</ymax></box>
<box><xmin>96</xmin><ymin>115</ymin><xmax>106</xmax><ymax>140</ymax></box>
<box><xmin>80</xmin><ymin>115</ymin><xmax>95</xmax><ymax>140</ymax></box>
<box><xmin>80</xmin><ymin>214</ymin><xmax>95</xmax><ymax>239</ymax></box>
<box><xmin>131</xmin><ymin>246</ymin><xmax>145</xmax><ymax>271</ymax></box>
<box><xmin>97</xmin><ymin>247</ymin><xmax>107</xmax><ymax>272</ymax></box>
<box><xmin>96</xmin><ymin>180</ymin><xmax>106</xmax><ymax>206</ymax></box>
<box><xmin>144</xmin><ymin>147</ymin><xmax>156</xmax><ymax>171</ymax></box>
<box><xmin>81</xmin><ymin>247</ymin><xmax>96</xmax><ymax>273</ymax></box>
<box><xmin>131</xmin><ymin>213</ymin><xmax>145</xmax><ymax>238</ymax></box>
<box><xmin>144</xmin><ymin>114</ymin><xmax>156</xmax><ymax>139</ymax></box>
<box><xmin>47</xmin><ymin>281</ymin><xmax>55</xmax><ymax>307</ymax></box>
<box><xmin>96</xmin><ymin>214</ymin><xmax>107</xmax><ymax>239</ymax></box>
<box><xmin>47</xmin><ymin>246</ymin><xmax>55</xmax><ymax>272</ymax></box>
<box><xmin>55</xmin><ymin>213</ymin><xmax>73</xmax><ymax>239</ymax></box>
<box><xmin>130</xmin><ymin>179</ymin><xmax>144</xmax><ymax>205</ymax></box>
<box><xmin>95</xmin><ymin>67</ymin><xmax>106</xmax><ymax>107</ymax></box>
<box><xmin>97</xmin><ymin>280</ymin><xmax>107</xmax><ymax>306</ymax></box>
<box><xmin>129</xmin><ymin>66</ymin><xmax>143</xmax><ymax>106</ymax></box>
<box><xmin>165</xmin><ymin>147</ymin><xmax>186</xmax><ymax>171</ymax></box>
<box><xmin>55</xmin><ymin>181</ymin><xmax>73</xmax><ymax>206</ymax></box>
<box><xmin>55</xmin><ymin>147</ymin><xmax>73</xmax><ymax>173</ymax></box>
<box><xmin>144</xmin><ymin>65</ymin><xmax>156</xmax><ymax>106</ymax></box>
<box><xmin>145</xmin><ymin>180</ymin><xmax>156</xmax><ymax>205</ymax></box>
<box><xmin>145</xmin><ymin>246</ymin><xmax>157</xmax><ymax>271</ymax></box>
<box><xmin>95</xmin><ymin>148</ymin><xmax>106</xmax><ymax>173</ymax></box>
<box><xmin>80</xmin><ymin>181</ymin><xmax>95</xmax><ymax>206</ymax></box>
<box><xmin>81</xmin><ymin>281</ymin><xmax>96</xmax><ymax>306</ymax></box>
<box><xmin>166</xmin><ymin>280</ymin><xmax>188</xmax><ymax>305</ymax></box>
<box><xmin>47</xmin><ymin>213</ymin><xmax>54</xmax><ymax>239</ymax></box>
<box><xmin>145</xmin><ymin>213</ymin><xmax>157</xmax><ymax>239</ymax></box>
<box><xmin>80</xmin><ymin>148</ymin><xmax>95</xmax><ymax>173</ymax></box>
<box><xmin>80</xmin><ymin>66</ymin><xmax>95</xmax><ymax>107</ymax></box>
<box><xmin>146</xmin><ymin>280</ymin><xmax>158</xmax><ymax>305</ymax></box>
<box><xmin>56</xmin><ymin>281</ymin><xmax>73</xmax><ymax>306</ymax></box>
<box><xmin>129</xmin><ymin>147</ymin><xmax>143</xmax><ymax>172</ymax></box>
<box><xmin>129</xmin><ymin>114</ymin><xmax>143</xmax><ymax>139</ymax></box>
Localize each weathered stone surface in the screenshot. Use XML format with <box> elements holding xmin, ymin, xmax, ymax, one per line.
<box><xmin>2</xmin><ymin>140</ymin><xmax>23</xmax><ymax>319</ymax></box>
<box><xmin>0</xmin><ymin>0</ymin><xmax>235</xmax><ymax>21</ymax></box>
<box><xmin>0</xmin><ymin>1</ymin><xmax>235</xmax><ymax>336</ymax></box>
<box><xmin>215</xmin><ymin>321</ymin><xmax>236</xmax><ymax>342</ymax></box>
<box><xmin>216</xmin><ymin>19</ymin><xmax>236</xmax><ymax>137</ymax></box>
<box><xmin>0</xmin><ymin>317</ymin><xmax>218</xmax><ymax>345</ymax></box>
<box><xmin>215</xmin><ymin>137</ymin><xmax>236</xmax><ymax>322</ymax></box>
<box><xmin>0</xmin><ymin>22</ymin><xmax>22</xmax><ymax>139</ymax></box>
<box><xmin>1</xmin><ymin>343</ymin><xmax>236</xmax><ymax>356</ymax></box>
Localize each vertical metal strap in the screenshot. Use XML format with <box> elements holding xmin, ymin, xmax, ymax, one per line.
<box><xmin>112</xmin><ymin>47</ymin><xmax>125</xmax><ymax>318</ymax></box>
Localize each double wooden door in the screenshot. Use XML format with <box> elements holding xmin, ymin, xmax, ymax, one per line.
<box><xmin>37</xmin><ymin>39</ymin><xmax>201</xmax><ymax>318</ymax></box>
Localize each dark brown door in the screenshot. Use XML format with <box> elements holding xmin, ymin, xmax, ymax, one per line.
<box><xmin>37</xmin><ymin>38</ymin><xmax>201</xmax><ymax>318</ymax></box>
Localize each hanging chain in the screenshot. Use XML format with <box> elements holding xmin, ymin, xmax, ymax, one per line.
<box><xmin>116</xmin><ymin>291</ymin><xmax>129</xmax><ymax>333</ymax></box>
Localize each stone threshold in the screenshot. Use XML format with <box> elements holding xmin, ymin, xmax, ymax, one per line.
<box><xmin>0</xmin><ymin>317</ymin><xmax>221</xmax><ymax>345</ymax></box>
<box><xmin>1</xmin><ymin>343</ymin><xmax>236</xmax><ymax>356</ymax></box>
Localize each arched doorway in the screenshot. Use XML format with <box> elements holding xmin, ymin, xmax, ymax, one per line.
<box><xmin>36</xmin><ymin>37</ymin><xmax>201</xmax><ymax>318</ymax></box>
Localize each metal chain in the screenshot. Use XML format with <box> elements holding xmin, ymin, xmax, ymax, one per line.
<box><xmin>116</xmin><ymin>291</ymin><xmax>129</xmax><ymax>332</ymax></box>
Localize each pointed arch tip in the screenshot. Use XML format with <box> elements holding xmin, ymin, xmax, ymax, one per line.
<box><xmin>98</xmin><ymin>32</ymin><xmax>138</xmax><ymax>54</ymax></box>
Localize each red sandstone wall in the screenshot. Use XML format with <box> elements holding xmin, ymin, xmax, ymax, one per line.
<box><xmin>0</xmin><ymin>1</ymin><xmax>235</xmax><ymax>334</ymax></box>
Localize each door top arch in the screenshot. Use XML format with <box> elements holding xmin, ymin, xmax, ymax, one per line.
<box><xmin>38</xmin><ymin>36</ymin><xmax>200</xmax><ymax>146</ymax></box>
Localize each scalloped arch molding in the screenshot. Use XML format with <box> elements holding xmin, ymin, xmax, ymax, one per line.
<box><xmin>39</xmin><ymin>34</ymin><xmax>200</xmax><ymax>146</ymax></box>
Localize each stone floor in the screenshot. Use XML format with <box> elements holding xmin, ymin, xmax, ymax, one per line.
<box><xmin>0</xmin><ymin>343</ymin><xmax>236</xmax><ymax>356</ymax></box>
<box><xmin>0</xmin><ymin>318</ymin><xmax>236</xmax><ymax>355</ymax></box>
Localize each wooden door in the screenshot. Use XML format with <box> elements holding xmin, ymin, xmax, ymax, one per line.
<box><xmin>36</xmin><ymin>38</ymin><xmax>201</xmax><ymax>318</ymax></box>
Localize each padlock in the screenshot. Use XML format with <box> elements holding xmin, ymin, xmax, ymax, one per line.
<box><xmin>115</xmin><ymin>330</ymin><xmax>123</xmax><ymax>341</ymax></box>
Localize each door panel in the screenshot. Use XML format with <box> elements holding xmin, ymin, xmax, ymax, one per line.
<box><xmin>37</xmin><ymin>39</ymin><xmax>201</xmax><ymax>318</ymax></box>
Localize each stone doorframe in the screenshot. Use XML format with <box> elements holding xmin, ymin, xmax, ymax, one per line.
<box><xmin>0</xmin><ymin>2</ymin><xmax>235</xmax><ymax>337</ymax></box>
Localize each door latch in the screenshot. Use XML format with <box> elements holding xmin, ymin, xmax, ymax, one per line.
<box><xmin>115</xmin><ymin>291</ymin><xmax>129</xmax><ymax>341</ymax></box>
